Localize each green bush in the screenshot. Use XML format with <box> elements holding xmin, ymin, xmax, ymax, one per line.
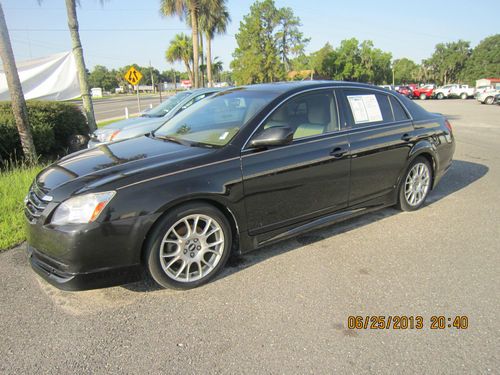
<box><xmin>0</xmin><ymin>101</ymin><xmax>89</xmax><ymax>161</ymax></box>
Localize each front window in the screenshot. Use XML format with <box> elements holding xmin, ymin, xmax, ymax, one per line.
<box><xmin>144</xmin><ymin>91</ymin><xmax>191</xmax><ymax>118</ymax></box>
<box><xmin>154</xmin><ymin>89</ymin><xmax>278</xmax><ymax>147</ymax></box>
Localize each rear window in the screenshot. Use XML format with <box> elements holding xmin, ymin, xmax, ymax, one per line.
<box><xmin>344</xmin><ymin>89</ymin><xmax>394</xmax><ymax>126</ymax></box>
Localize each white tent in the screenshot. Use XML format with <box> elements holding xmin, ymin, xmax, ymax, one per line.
<box><xmin>0</xmin><ymin>52</ymin><xmax>80</xmax><ymax>101</ymax></box>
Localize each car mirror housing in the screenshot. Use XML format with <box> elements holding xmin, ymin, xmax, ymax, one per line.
<box><xmin>249</xmin><ymin>126</ymin><xmax>294</xmax><ymax>148</ymax></box>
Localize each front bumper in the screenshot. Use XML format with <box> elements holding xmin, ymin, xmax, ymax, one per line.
<box><xmin>25</xmin><ymin>213</ymin><xmax>161</xmax><ymax>291</ymax></box>
<box><xmin>28</xmin><ymin>244</ymin><xmax>143</xmax><ymax>291</ymax></box>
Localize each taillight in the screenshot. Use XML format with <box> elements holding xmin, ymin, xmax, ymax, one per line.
<box><xmin>445</xmin><ymin>119</ymin><xmax>453</xmax><ymax>134</ymax></box>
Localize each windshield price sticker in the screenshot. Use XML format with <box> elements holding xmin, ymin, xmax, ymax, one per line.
<box><xmin>347</xmin><ymin>94</ymin><xmax>383</xmax><ymax>124</ymax></box>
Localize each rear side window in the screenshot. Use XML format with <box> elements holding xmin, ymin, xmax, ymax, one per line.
<box><xmin>344</xmin><ymin>89</ymin><xmax>394</xmax><ymax>126</ymax></box>
<box><xmin>389</xmin><ymin>96</ymin><xmax>409</xmax><ymax>121</ymax></box>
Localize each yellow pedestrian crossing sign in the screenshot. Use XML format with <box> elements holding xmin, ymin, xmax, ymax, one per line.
<box><xmin>124</xmin><ymin>66</ymin><xmax>143</xmax><ymax>85</ymax></box>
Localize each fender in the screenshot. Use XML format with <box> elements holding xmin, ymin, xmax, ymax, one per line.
<box><xmin>397</xmin><ymin>140</ymin><xmax>439</xmax><ymax>190</ymax></box>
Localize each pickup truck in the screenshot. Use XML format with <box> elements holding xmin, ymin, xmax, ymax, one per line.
<box><xmin>434</xmin><ymin>84</ymin><xmax>476</xmax><ymax>99</ymax></box>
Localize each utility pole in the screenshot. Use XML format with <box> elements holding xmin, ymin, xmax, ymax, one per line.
<box><xmin>149</xmin><ymin>60</ymin><xmax>154</xmax><ymax>94</ymax></box>
<box><xmin>0</xmin><ymin>3</ymin><xmax>36</xmax><ymax>161</ymax></box>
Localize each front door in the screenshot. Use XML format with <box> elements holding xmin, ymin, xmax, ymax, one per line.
<box><xmin>241</xmin><ymin>89</ymin><xmax>350</xmax><ymax>238</ymax></box>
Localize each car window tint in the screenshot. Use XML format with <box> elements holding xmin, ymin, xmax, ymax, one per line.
<box><xmin>344</xmin><ymin>90</ymin><xmax>394</xmax><ymax>126</ymax></box>
<box><xmin>263</xmin><ymin>91</ymin><xmax>338</xmax><ymax>140</ymax></box>
<box><xmin>389</xmin><ymin>96</ymin><xmax>409</xmax><ymax>121</ymax></box>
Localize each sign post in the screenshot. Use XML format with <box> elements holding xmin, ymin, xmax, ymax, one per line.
<box><xmin>124</xmin><ymin>66</ymin><xmax>143</xmax><ymax>113</ymax></box>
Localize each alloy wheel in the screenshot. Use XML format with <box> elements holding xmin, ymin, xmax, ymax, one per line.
<box><xmin>159</xmin><ymin>214</ymin><xmax>225</xmax><ymax>283</ymax></box>
<box><xmin>404</xmin><ymin>162</ymin><xmax>431</xmax><ymax>207</ymax></box>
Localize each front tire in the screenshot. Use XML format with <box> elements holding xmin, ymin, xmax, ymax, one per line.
<box><xmin>420</xmin><ymin>93</ymin><xmax>427</xmax><ymax>100</ymax></box>
<box><xmin>485</xmin><ymin>96</ymin><xmax>494</xmax><ymax>105</ymax></box>
<box><xmin>397</xmin><ymin>157</ymin><xmax>432</xmax><ymax>212</ymax></box>
<box><xmin>460</xmin><ymin>93</ymin><xmax>467</xmax><ymax>100</ymax></box>
<box><xmin>145</xmin><ymin>203</ymin><xmax>232</xmax><ymax>289</ymax></box>
<box><xmin>437</xmin><ymin>93</ymin><xmax>444</xmax><ymax>100</ymax></box>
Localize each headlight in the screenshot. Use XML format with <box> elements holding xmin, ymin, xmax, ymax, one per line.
<box><xmin>51</xmin><ymin>191</ymin><xmax>116</xmax><ymax>225</ymax></box>
<box><xmin>95</xmin><ymin>130</ymin><xmax>121</xmax><ymax>143</ymax></box>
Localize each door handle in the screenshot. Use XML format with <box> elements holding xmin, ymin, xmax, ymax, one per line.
<box><xmin>401</xmin><ymin>133</ymin><xmax>413</xmax><ymax>142</ymax></box>
<box><xmin>330</xmin><ymin>147</ymin><xmax>347</xmax><ymax>158</ymax></box>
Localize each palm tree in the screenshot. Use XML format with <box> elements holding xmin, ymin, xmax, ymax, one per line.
<box><xmin>166</xmin><ymin>33</ymin><xmax>194</xmax><ymax>84</ymax></box>
<box><xmin>0</xmin><ymin>3</ymin><xmax>37</xmax><ymax>161</ymax></box>
<box><xmin>211</xmin><ymin>56</ymin><xmax>224</xmax><ymax>83</ymax></box>
<box><xmin>198</xmin><ymin>1</ymin><xmax>230</xmax><ymax>87</ymax></box>
<box><xmin>160</xmin><ymin>0</ymin><xmax>203</xmax><ymax>88</ymax></box>
<box><xmin>65</xmin><ymin>0</ymin><xmax>97</xmax><ymax>132</ymax></box>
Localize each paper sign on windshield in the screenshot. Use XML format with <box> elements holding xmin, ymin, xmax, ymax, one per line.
<box><xmin>347</xmin><ymin>95</ymin><xmax>383</xmax><ymax>124</ymax></box>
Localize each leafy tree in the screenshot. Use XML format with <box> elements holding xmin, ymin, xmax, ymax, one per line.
<box><xmin>166</xmin><ymin>33</ymin><xmax>194</xmax><ymax>84</ymax></box>
<box><xmin>197</xmin><ymin>0</ymin><xmax>230</xmax><ymax>87</ymax></box>
<box><xmin>231</xmin><ymin>0</ymin><xmax>307</xmax><ymax>84</ymax></box>
<box><xmin>461</xmin><ymin>34</ymin><xmax>500</xmax><ymax>85</ymax></box>
<box><xmin>393</xmin><ymin>58</ymin><xmax>419</xmax><ymax>84</ymax></box>
<box><xmin>309</xmin><ymin>43</ymin><xmax>336</xmax><ymax>79</ymax></box>
<box><xmin>425</xmin><ymin>40</ymin><xmax>471</xmax><ymax>85</ymax></box>
<box><xmin>275</xmin><ymin>7</ymin><xmax>309</xmax><ymax>72</ymax></box>
<box><xmin>88</xmin><ymin>65</ymin><xmax>118</xmax><ymax>91</ymax></box>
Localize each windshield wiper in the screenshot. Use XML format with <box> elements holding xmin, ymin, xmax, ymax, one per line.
<box><xmin>151</xmin><ymin>134</ymin><xmax>185</xmax><ymax>145</ymax></box>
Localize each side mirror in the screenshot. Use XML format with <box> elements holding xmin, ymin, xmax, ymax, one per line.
<box><xmin>249</xmin><ymin>126</ymin><xmax>294</xmax><ymax>148</ymax></box>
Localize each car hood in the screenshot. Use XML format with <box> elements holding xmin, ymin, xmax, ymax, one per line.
<box><xmin>96</xmin><ymin>116</ymin><xmax>167</xmax><ymax>132</ymax></box>
<box><xmin>36</xmin><ymin>135</ymin><xmax>213</xmax><ymax>198</ymax></box>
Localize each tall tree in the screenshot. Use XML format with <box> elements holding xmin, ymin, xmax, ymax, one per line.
<box><xmin>160</xmin><ymin>0</ymin><xmax>204</xmax><ymax>88</ymax></box>
<box><xmin>426</xmin><ymin>40</ymin><xmax>471</xmax><ymax>85</ymax></box>
<box><xmin>0</xmin><ymin>3</ymin><xmax>36</xmax><ymax>161</ymax></box>
<box><xmin>309</xmin><ymin>43</ymin><xmax>336</xmax><ymax>79</ymax></box>
<box><xmin>166</xmin><ymin>33</ymin><xmax>194</xmax><ymax>83</ymax></box>
<box><xmin>65</xmin><ymin>0</ymin><xmax>97</xmax><ymax>132</ymax></box>
<box><xmin>393</xmin><ymin>58</ymin><xmax>419</xmax><ymax>84</ymax></box>
<box><xmin>461</xmin><ymin>34</ymin><xmax>500</xmax><ymax>85</ymax></box>
<box><xmin>275</xmin><ymin>7</ymin><xmax>309</xmax><ymax>72</ymax></box>
<box><xmin>198</xmin><ymin>0</ymin><xmax>230</xmax><ymax>87</ymax></box>
<box><xmin>232</xmin><ymin>0</ymin><xmax>307</xmax><ymax>84</ymax></box>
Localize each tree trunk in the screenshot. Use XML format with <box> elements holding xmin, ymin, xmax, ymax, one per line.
<box><xmin>189</xmin><ymin>5</ymin><xmax>200</xmax><ymax>88</ymax></box>
<box><xmin>206</xmin><ymin>34</ymin><xmax>213</xmax><ymax>87</ymax></box>
<box><xmin>199</xmin><ymin>31</ymin><xmax>205</xmax><ymax>88</ymax></box>
<box><xmin>65</xmin><ymin>0</ymin><xmax>96</xmax><ymax>132</ymax></box>
<box><xmin>0</xmin><ymin>3</ymin><xmax>37</xmax><ymax>161</ymax></box>
<box><xmin>184</xmin><ymin>60</ymin><xmax>194</xmax><ymax>84</ymax></box>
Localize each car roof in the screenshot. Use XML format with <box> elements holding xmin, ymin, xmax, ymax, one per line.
<box><xmin>238</xmin><ymin>80</ymin><xmax>388</xmax><ymax>94</ymax></box>
<box><xmin>185</xmin><ymin>87</ymin><xmax>226</xmax><ymax>96</ymax></box>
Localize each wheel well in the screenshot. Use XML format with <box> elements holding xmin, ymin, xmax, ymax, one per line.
<box><xmin>416</xmin><ymin>152</ymin><xmax>436</xmax><ymax>188</ymax></box>
<box><xmin>140</xmin><ymin>199</ymin><xmax>240</xmax><ymax>265</ymax></box>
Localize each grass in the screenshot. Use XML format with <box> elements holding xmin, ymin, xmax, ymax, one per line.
<box><xmin>0</xmin><ymin>162</ymin><xmax>45</xmax><ymax>251</ymax></box>
<box><xmin>97</xmin><ymin>114</ymin><xmax>139</xmax><ymax>128</ymax></box>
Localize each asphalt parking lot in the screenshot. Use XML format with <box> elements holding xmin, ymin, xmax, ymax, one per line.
<box><xmin>0</xmin><ymin>99</ymin><xmax>498</xmax><ymax>374</ymax></box>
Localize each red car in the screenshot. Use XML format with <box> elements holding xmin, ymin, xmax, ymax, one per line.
<box><xmin>413</xmin><ymin>85</ymin><xmax>435</xmax><ymax>100</ymax></box>
<box><xmin>396</xmin><ymin>85</ymin><xmax>413</xmax><ymax>98</ymax></box>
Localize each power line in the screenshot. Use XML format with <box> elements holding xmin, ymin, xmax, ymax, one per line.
<box><xmin>10</xmin><ymin>28</ymin><xmax>191</xmax><ymax>32</ymax></box>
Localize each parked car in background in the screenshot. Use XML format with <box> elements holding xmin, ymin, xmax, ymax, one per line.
<box><xmin>88</xmin><ymin>88</ymin><xmax>223</xmax><ymax>148</ymax></box>
<box><xmin>494</xmin><ymin>94</ymin><xmax>500</xmax><ymax>105</ymax></box>
<box><xmin>413</xmin><ymin>84</ymin><xmax>435</xmax><ymax>100</ymax></box>
<box><xmin>434</xmin><ymin>84</ymin><xmax>475</xmax><ymax>99</ymax></box>
<box><xmin>474</xmin><ymin>85</ymin><xmax>492</xmax><ymax>98</ymax></box>
<box><xmin>378</xmin><ymin>85</ymin><xmax>394</xmax><ymax>91</ymax></box>
<box><xmin>476</xmin><ymin>88</ymin><xmax>500</xmax><ymax>104</ymax></box>
<box><xmin>25</xmin><ymin>81</ymin><xmax>455</xmax><ymax>290</ymax></box>
<box><xmin>396</xmin><ymin>85</ymin><xmax>413</xmax><ymax>98</ymax></box>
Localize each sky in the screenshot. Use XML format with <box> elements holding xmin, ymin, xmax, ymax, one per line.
<box><xmin>2</xmin><ymin>0</ymin><xmax>500</xmax><ymax>73</ymax></box>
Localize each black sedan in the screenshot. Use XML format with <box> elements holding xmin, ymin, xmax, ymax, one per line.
<box><xmin>25</xmin><ymin>81</ymin><xmax>455</xmax><ymax>290</ymax></box>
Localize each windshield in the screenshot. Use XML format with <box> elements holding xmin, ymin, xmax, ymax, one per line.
<box><xmin>154</xmin><ymin>88</ymin><xmax>278</xmax><ymax>147</ymax></box>
<box><xmin>144</xmin><ymin>91</ymin><xmax>191</xmax><ymax>117</ymax></box>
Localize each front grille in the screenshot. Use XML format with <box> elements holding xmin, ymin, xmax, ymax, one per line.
<box><xmin>24</xmin><ymin>183</ymin><xmax>50</xmax><ymax>222</ymax></box>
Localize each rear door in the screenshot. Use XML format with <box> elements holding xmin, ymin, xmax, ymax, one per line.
<box><xmin>339</xmin><ymin>89</ymin><xmax>414</xmax><ymax>206</ymax></box>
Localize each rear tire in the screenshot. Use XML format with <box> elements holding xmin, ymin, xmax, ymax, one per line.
<box><xmin>144</xmin><ymin>203</ymin><xmax>232</xmax><ymax>289</ymax></box>
<box><xmin>485</xmin><ymin>96</ymin><xmax>494</xmax><ymax>105</ymax></box>
<box><xmin>420</xmin><ymin>93</ymin><xmax>427</xmax><ymax>100</ymax></box>
<box><xmin>397</xmin><ymin>157</ymin><xmax>432</xmax><ymax>212</ymax></box>
<box><xmin>437</xmin><ymin>93</ymin><xmax>444</xmax><ymax>100</ymax></box>
<box><xmin>460</xmin><ymin>93</ymin><xmax>467</xmax><ymax>100</ymax></box>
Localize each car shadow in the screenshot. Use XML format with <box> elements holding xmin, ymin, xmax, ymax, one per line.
<box><xmin>123</xmin><ymin>159</ymin><xmax>488</xmax><ymax>293</ymax></box>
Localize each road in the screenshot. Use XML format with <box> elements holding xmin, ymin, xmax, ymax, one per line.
<box><xmin>72</xmin><ymin>94</ymin><xmax>170</xmax><ymax>122</ymax></box>
<box><xmin>1</xmin><ymin>100</ymin><xmax>499</xmax><ymax>374</ymax></box>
